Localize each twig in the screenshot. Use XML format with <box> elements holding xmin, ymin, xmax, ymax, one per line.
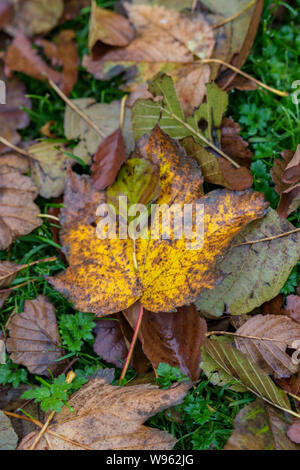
<box><xmin>212</xmin><ymin>0</ymin><xmax>256</xmax><ymax>29</ymax></box>
<box><xmin>0</xmin><ymin>278</ymin><xmax>38</xmax><ymax>293</ymax></box>
<box><xmin>119</xmin><ymin>304</ymin><xmax>144</xmax><ymax>384</ymax></box>
<box><xmin>199</xmin><ymin>58</ymin><xmax>288</xmax><ymax>97</ymax></box>
<box><xmin>0</xmin><ymin>256</ymin><xmax>57</xmax><ymax>283</ymax></box>
<box><xmin>232</xmin><ymin>228</ymin><xmax>300</xmax><ymax>247</ymax></box>
<box><xmin>38</xmin><ymin>214</ymin><xmax>60</xmax><ymax>222</ymax></box>
<box><xmin>119</xmin><ymin>95</ymin><xmax>128</xmax><ymax>129</ymax></box>
<box><xmin>48</xmin><ymin>79</ymin><xmax>106</xmax><ymax>138</ymax></box>
<box><xmin>0</xmin><ymin>137</ymin><xmax>34</xmax><ymax>158</ymax></box>
<box><xmin>207</xmin><ymin>330</ymin><xmax>286</xmax><ymax>344</ymax></box>
<box><xmin>29</xmin><ymin>371</ymin><xmax>76</xmax><ymax>450</ymax></box>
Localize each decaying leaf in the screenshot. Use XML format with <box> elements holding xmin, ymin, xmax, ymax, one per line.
<box><xmin>285</xmin><ymin>295</ymin><xmax>300</xmax><ymax>324</ymax></box>
<box><xmin>0</xmin><ymin>260</ymin><xmax>24</xmax><ymax>308</ymax></box>
<box><xmin>28</xmin><ymin>141</ymin><xmax>74</xmax><ymax>198</ymax></box>
<box><xmin>18</xmin><ymin>375</ymin><xmax>189</xmax><ymax>450</ymax></box>
<box><xmin>6</xmin><ymin>295</ymin><xmax>65</xmax><ymax>376</ymax></box>
<box><xmin>271</xmin><ymin>145</ymin><xmax>300</xmax><ymax>218</ymax></box>
<box><xmin>195</xmin><ymin>209</ymin><xmax>300</xmax><ymax>317</ymax></box>
<box><xmin>225</xmin><ymin>399</ymin><xmax>300</xmax><ymax>450</ymax></box>
<box><xmin>0</xmin><ymin>411</ymin><xmax>18</xmax><ymax>451</ymax></box>
<box><xmin>234</xmin><ymin>314</ymin><xmax>300</xmax><ymax>379</ymax></box>
<box><xmin>0</xmin><ymin>64</ymin><xmax>31</xmax><ymax>154</ymax></box>
<box><xmin>287</xmin><ymin>420</ymin><xmax>300</xmax><ymax>444</ymax></box>
<box><xmin>91</xmin><ymin>128</ymin><xmax>126</xmax><ymax>190</ymax></box>
<box><xmin>83</xmin><ymin>3</ymin><xmax>215</xmax><ymax>113</ymax></box>
<box><xmin>64</xmin><ymin>98</ymin><xmax>134</xmax><ymax>164</ymax></box>
<box><xmin>8</xmin><ymin>0</ymin><xmax>64</xmax><ymax>36</ymax></box>
<box><xmin>0</xmin><ymin>163</ymin><xmax>42</xmax><ymax>250</ymax></box>
<box><xmin>0</xmin><ymin>152</ymin><xmax>29</xmax><ymax>173</ymax></box>
<box><xmin>0</xmin><ymin>0</ymin><xmax>13</xmax><ymax>30</ymax></box>
<box><xmin>89</xmin><ymin>0</ymin><xmax>134</xmax><ymax>50</ymax></box>
<box><xmin>93</xmin><ymin>318</ymin><xmax>128</xmax><ymax>368</ymax></box>
<box><xmin>49</xmin><ymin>126</ymin><xmax>267</xmax><ymax>315</ymax></box>
<box><xmin>203</xmin><ymin>339</ymin><xmax>292</xmax><ymax>413</ymax></box>
<box><xmin>124</xmin><ymin>303</ymin><xmax>207</xmax><ymax>381</ymax></box>
<box><xmin>61</xmin><ymin>0</ymin><xmax>90</xmax><ymax>22</ymax></box>
<box><xmin>0</xmin><ymin>340</ymin><xmax>5</xmax><ymax>364</ymax></box>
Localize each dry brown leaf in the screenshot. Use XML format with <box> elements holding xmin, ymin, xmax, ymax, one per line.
<box><xmin>91</xmin><ymin>127</ymin><xmax>126</xmax><ymax>190</ymax></box>
<box><xmin>93</xmin><ymin>318</ymin><xmax>128</xmax><ymax>368</ymax></box>
<box><xmin>285</xmin><ymin>295</ymin><xmax>300</xmax><ymax>324</ymax></box>
<box><xmin>173</xmin><ymin>64</ymin><xmax>211</xmax><ymax>116</ymax></box>
<box><xmin>123</xmin><ymin>303</ymin><xmax>207</xmax><ymax>381</ymax></box>
<box><xmin>220</xmin><ymin>117</ymin><xmax>253</xmax><ymax>165</ymax></box>
<box><xmin>0</xmin><ymin>260</ymin><xmax>24</xmax><ymax>308</ymax></box>
<box><xmin>6</xmin><ymin>295</ymin><xmax>65</xmax><ymax>376</ymax></box>
<box><xmin>0</xmin><ymin>152</ymin><xmax>29</xmax><ymax>173</ymax></box>
<box><xmin>287</xmin><ymin>421</ymin><xmax>300</xmax><ymax>444</ymax></box>
<box><xmin>0</xmin><ymin>0</ymin><xmax>13</xmax><ymax>29</ymax></box>
<box><xmin>0</xmin><ymin>63</ymin><xmax>31</xmax><ymax>154</ymax></box>
<box><xmin>89</xmin><ymin>0</ymin><xmax>134</xmax><ymax>50</ymax></box>
<box><xmin>18</xmin><ymin>375</ymin><xmax>189</xmax><ymax>450</ymax></box>
<box><xmin>235</xmin><ymin>314</ymin><xmax>300</xmax><ymax>379</ymax></box>
<box><xmin>8</xmin><ymin>0</ymin><xmax>64</xmax><ymax>36</ymax></box>
<box><xmin>261</xmin><ymin>294</ymin><xmax>285</xmax><ymax>316</ymax></box>
<box><xmin>0</xmin><ymin>164</ymin><xmax>41</xmax><ymax>250</ymax></box>
<box><xmin>61</xmin><ymin>0</ymin><xmax>90</xmax><ymax>22</ymax></box>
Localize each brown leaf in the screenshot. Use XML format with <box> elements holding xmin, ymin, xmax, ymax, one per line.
<box><xmin>173</xmin><ymin>64</ymin><xmax>211</xmax><ymax>116</ymax></box>
<box><xmin>0</xmin><ymin>63</ymin><xmax>31</xmax><ymax>154</ymax></box>
<box><xmin>277</xmin><ymin>373</ymin><xmax>300</xmax><ymax>402</ymax></box>
<box><xmin>285</xmin><ymin>295</ymin><xmax>300</xmax><ymax>324</ymax></box>
<box><xmin>93</xmin><ymin>318</ymin><xmax>128</xmax><ymax>368</ymax></box>
<box><xmin>0</xmin><ymin>260</ymin><xmax>24</xmax><ymax>308</ymax></box>
<box><xmin>0</xmin><ymin>0</ymin><xmax>13</xmax><ymax>29</ymax></box>
<box><xmin>36</xmin><ymin>29</ymin><xmax>79</xmax><ymax>96</ymax></box>
<box><xmin>0</xmin><ymin>152</ymin><xmax>29</xmax><ymax>172</ymax></box>
<box><xmin>5</xmin><ymin>32</ymin><xmax>61</xmax><ymax>83</ymax></box>
<box><xmin>8</xmin><ymin>0</ymin><xmax>64</xmax><ymax>36</ymax></box>
<box><xmin>225</xmin><ymin>399</ymin><xmax>300</xmax><ymax>450</ymax></box>
<box><xmin>91</xmin><ymin>127</ymin><xmax>126</xmax><ymax>190</ymax></box>
<box><xmin>287</xmin><ymin>421</ymin><xmax>300</xmax><ymax>444</ymax></box>
<box><xmin>89</xmin><ymin>0</ymin><xmax>134</xmax><ymax>50</ymax></box>
<box><xmin>61</xmin><ymin>0</ymin><xmax>90</xmax><ymax>22</ymax></box>
<box><xmin>123</xmin><ymin>303</ymin><xmax>207</xmax><ymax>381</ymax></box>
<box><xmin>220</xmin><ymin>117</ymin><xmax>253</xmax><ymax>165</ymax></box>
<box><xmin>6</xmin><ymin>295</ymin><xmax>65</xmax><ymax>376</ymax></box>
<box><xmin>0</xmin><ymin>164</ymin><xmax>42</xmax><ymax>250</ymax></box>
<box><xmin>18</xmin><ymin>375</ymin><xmax>189</xmax><ymax>450</ymax></box>
<box><xmin>226</xmin><ymin>74</ymin><xmax>257</xmax><ymax>91</ymax></box>
<box><xmin>235</xmin><ymin>314</ymin><xmax>300</xmax><ymax>379</ymax></box>
<box><xmin>261</xmin><ymin>294</ymin><xmax>285</xmax><ymax>316</ymax></box>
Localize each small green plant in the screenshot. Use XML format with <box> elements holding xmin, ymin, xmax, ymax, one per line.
<box><xmin>155</xmin><ymin>363</ymin><xmax>189</xmax><ymax>389</ymax></box>
<box><xmin>0</xmin><ymin>361</ymin><xmax>28</xmax><ymax>388</ymax></box>
<box><xmin>59</xmin><ymin>312</ymin><xmax>96</xmax><ymax>353</ymax></box>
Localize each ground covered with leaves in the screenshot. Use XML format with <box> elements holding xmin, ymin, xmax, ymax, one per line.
<box><xmin>0</xmin><ymin>0</ymin><xmax>300</xmax><ymax>451</ymax></box>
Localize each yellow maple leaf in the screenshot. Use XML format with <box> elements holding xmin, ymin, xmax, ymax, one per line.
<box><xmin>49</xmin><ymin>127</ymin><xmax>267</xmax><ymax>315</ymax></box>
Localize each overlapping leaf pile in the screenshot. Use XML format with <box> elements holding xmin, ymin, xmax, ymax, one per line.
<box><xmin>0</xmin><ymin>0</ymin><xmax>300</xmax><ymax>452</ymax></box>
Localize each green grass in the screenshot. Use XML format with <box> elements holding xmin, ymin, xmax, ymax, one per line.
<box><xmin>1</xmin><ymin>0</ymin><xmax>299</xmax><ymax>450</ymax></box>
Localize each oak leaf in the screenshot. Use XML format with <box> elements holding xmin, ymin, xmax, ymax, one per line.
<box><xmin>18</xmin><ymin>374</ymin><xmax>189</xmax><ymax>450</ymax></box>
<box><xmin>6</xmin><ymin>295</ymin><xmax>65</xmax><ymax>376</ymax></box>
<box><xmin>234</xmin><ymin>314</ymin><xmax>300</xmax><ymax>379</ymax></box>
<box><xmin>49</xmin><ymin>126</ymin><xmax>267</xmax><ymax>315</ymax></box>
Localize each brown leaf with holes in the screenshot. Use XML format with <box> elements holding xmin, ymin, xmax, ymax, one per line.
<box><xmin>93</xmin><ymin>318</ymin><xmax>128</xmax><ymax>368</ymax></box>
<box><xmin>235</xmin><ymin>314</ymin><xmax>300</xmax><ymax>379</ymax></box>
<box><xmin>0</xmin><ymin>63</ymin><xmax>31</xmax><ymax>154</ymax></box>
<box><xmin>18</xmin><ymin>374</ymin><xmax>189</xmax><ymax>450</ymax></box>
<box><xmin>0</xmin><ymin>163</ymin><xmax>42</xmax><ymax>250</ymax></box>
<box><xmin>91</xmin><ymin>128</ymin><xmax>126</xmax><ymax>190</ymax></box>
<box><xmin>271</xmin><ymin>145</ymin><xmax>300</xmax><ymax>218</ymax></box>
<box><xmin>123</xmin><ymin>303</ymin><xmax>207</xmax><ymax>382</ymax></box>
<box><xmin>6</xmin><ymin>295</ymin><xmax>65</xmax><ymax>376</ymax></box>
<box><xmin>89</xmin><ymin>0</ymin><xmax>134</xmax><ymax>50</ymax></box>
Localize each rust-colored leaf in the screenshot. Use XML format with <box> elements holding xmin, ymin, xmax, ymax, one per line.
<box><xmin>235</xmin><ymin>314</ymin><xmax>300</xmax><ymax>379</ymax></box>
<box><xmin>18</xmin><ymin>374</ymin><xmax>189</xmax><ymax>450</ymax></box>
<box><xmin>91</xmin><ymin>128</ymin><xmax>126</xmax><ymax>190</ymax></box>
<box><xmin>123</xmin><ymin>302</ymin><xmax>207</xmax><ymax>381</ymax></box>
<box><xmin>0</xmin><ymin>0</ymin><xmax>13</xmax><ymax>29</ymax></box>
<box><xmin>6</xmin><ymin>295</ymin><xmax>65</xmax><ymax>376</ymax></box>
<box><xmin>220</xmin><ymin>117</ymin><xmax>253</xmax><ymax>165</ymax></box>
<box><xmin>93</xmin><ymin>318</ymin><xmax>128</xmax><ymax>368</ymax></box>
<box><xmin>49</xmin><ymin>126</ymin><xmax>267</xmax><ymax>315</ymax></box>
<box><xmin>89</xmin><ymin>0</ymin><xmax>134</xmax><ymax>50</ymax></box>
<box><xmin>61</xmin><ymin>0</ymin><xmax>90</xmax><ymax>22</ymax></box>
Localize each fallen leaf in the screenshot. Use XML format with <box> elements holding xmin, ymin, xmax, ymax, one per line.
<box><xmin>9</xmin><ymin>0</ymin><xmax>64</xmax><ymax>36</ymax></box>
<box><xmin>203</xmin><ymin>339</ymin><xmax>292</xmax><ymax>412</ymax></box>
<box><xmin>61</xmin><ymin>0</ymin><xmax>90</xmax><ymax>22</ymax></box>
<box><xmin>287</xmin><ymin>420</ymin><xmax>300</xmax><ymax>444</ymax></box>
<box><xmin>0</xmin><ymin>63</ymin><xmax>31</xmax><ymax>154</ymax></box>
<box><xmin>225</xmin><ymin>399</ymin><xmax>300</xmax><ymax>450</ymax></box>
<box><xmin>0</xmin><ymin>0</ymin><xmax>13</xmax><ymax>29</ymax></box>
<box><xmin>5</xmin><ymin>32</ymin><xmax>61</xmax><ymax>83</ymax></box>
<box><xmin>0</xmin><ymin>152</ymin><xmax>29</xmax><ymax>173</ymax></box>
<box><xmin>234</xmin><ymin>314</ymin><xmax>300</xmax><ymax>379</ymax></box>
<box><xmin>89</xmin><ymin>0</ymin><xmax>134</xmax><ymax>50</ymax></box>
<box><xmin>261</xmin><ymin>294</ymin><xmax>285</xmax><ymax>316</ymax></box>
<box><xmin>0</xmin><ymin>260</ymin><xmax>24</xmax><ymax>308</ymax></box>
<box><xmin>49</xmin><ymin>126</ymin><xmax>267</xmax><ymax>315</ymax></box>
<box><xmin>83</xmin><ymin>3</ymin><xmax>215</xmax><ymax>113</ymax></box>
<box><xmin>173</xmin><ymin>63</ymin><xmax>211</xmax><ymax>116</ymax></box>
<box><xmin>35</xmin><ymin>29</ymin><xmax>79</xmax><ymax>96</ymax></box>
<box><xmin>6</xmin><ymin>295</ymin><xmax>65</xmax><ymax>376</ymax></box>
<box><xmin>93</xmin><ymin>318</ymin><xmax>128</xmax><ymax>368</ymax></box>
<box><xmin>40</xmin><ymin>121</ymin><xmax>56</xmax><ymax>139</ymax></box>
<box><xmin>195</xmin><ymin>208</ymin><xmax>300</xmax><ymax>317</ymax></box>
<box><xmin>0</xmin><ymin>411</ymin><xmax>18</xmax><ymax>450</ymax></box>
<box><xmin>0</xmin><ymin>340</ymin><xmax>5</xmax><ymax>364</ymax></box>
<box><xmin>285</xmin><ymin>295</ymin><xmax>300</xmax><ymax>324</ymax></box>
<box><xmin>28</xmin><ymin>141</ymin><xmax>73</xmax><ymax>198</ymax></box>
<box><xmin>124</xmin><ymin>303</ymin><xmax>207</xmax><ymax>381</ymax></box>
<box><xmin>271</xmin><ymin>145</ymin><xmax>300</xmax><ymax>218</ymax></box>
<box><xmin>64</xmin><ymin>98</ymin><xmax>134</xmax><ymax>164</ymax></box>
<box><xmin>220</xmin><ymin>117</ymin><xmax>253</xmax><ymax>165</ymax></box>
<box><xmin>18</xmin><ymin>374</ymin><xmax>189</xmax><ymax>450</ymax></box>
<box><xmin>0</xmin><ymin>163</ymin><xmax>42</xmax><ymax>250</ymax></box>
<box><xmin>91</xmin><ymin>128</ymin><xmax>126</xmax><ymax>190</ymax></box>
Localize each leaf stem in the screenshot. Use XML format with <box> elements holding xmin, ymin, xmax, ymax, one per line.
<box><xmin>119</xmin><ymin>304</ymin><xmax>144</xmax><ymax>384</ymax></box>
<box><xmin>0</xmin><ymin>137</ymin><xmax>34</xmax><ymax>159</ymax></box>
<box><xmin>119</xmin><ymin>95</ymin><xmax>128</xmax><ymax>130</ymax></box>
<box><xmin>232</xmin><ymin>227</ymin><xmax>300</xmax><ymax>247</ymax></box>
<box><xmin>212</xmin><ymin>0</ymin><xmax>256</xmax><ymax>29</ymax></box>
<box><xmin>207</xmin><ymin>330</ymin><xmax>286</xmax><ymax>344</ymax></box>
